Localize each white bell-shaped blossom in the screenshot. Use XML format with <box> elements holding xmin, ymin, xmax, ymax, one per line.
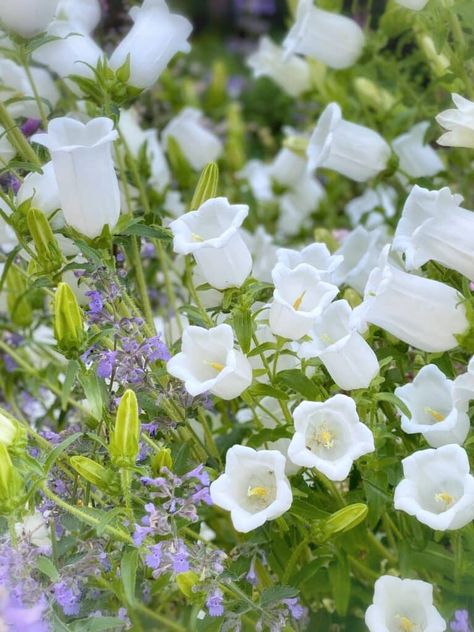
<box><xmin>247</xmin><ymin>36</ymin><xmax>310</xmax><ymax>98</ymax></box>
<box><xmin>0</xmin><ymin>128</ymin><xmax>15</xmax><ymax>166</ymax></box>
<box><xmin>55</xmin><ymin>0</ymin><xmax>101</xmax><ymax>33</ymax></box>
<box><xmin>0</xmin><ymin>199</ymin><xmax>18</xmax><ymax>253</ymax></box>
<box><xmin>269</xmin><ymin>263</ymin><xmax>338</xmax><ymax>340</ymax></box>
<box><xmin>355</xmin><ymin>246</ymin><xmax>468</xmax><ymax>352</ymax></box>
<box><xmin>394</xmin><ymin>444</ymin><xmax>474</xmax><ymax>530</ymax></box>
<box><xmin>0</xmin><ymin>0</ymin><xmax>59</xmax><ymax>38</ymax></box>
<box><xmin>283</xmin><ymin>0</ymin><xmax>365</xmax><ymax>70</ymax></box>
<box><xmin>15</xmin><ymin>512</ymin><xmax>51</xmax><ymax>550</ymax></box>
<box><xmin>332</xmin><ymin>226</ymin><xmax>389</xmax><ymax>294</ymax></box>
<box><xmin>17</xmin><ymin>161</ymin><xmax>63</xmax><ymax>229</ymax></box>
<box><xmin>436</xmin><ymin>93</ymin><xmax>474</xmax><ymax>149</ymax></box>
<box><xmin>365</xmin><ymin>576</ymin><xmax>446</xmax><ymax>632</ymax></box>
<box><xmin>119</xmin><ymin>109</ymin><xmax>170</xmax><ymax>193</ymax></box>
<box><xmin>210</xmin><ymin>444</ymin><xmax>292</xmax><ymax>532</ymax></box>
<box><xmin>242</xmin><ymin>226</ymin><xmax>278</xmax><ymax>284</ymax></box>
<box><xmin>393</xmin><ymin>185</ymin><xmax>474</xmax><ymax>279</ymax></box>
<box><xmin>395</xmin><ymin>0</ymin><xmax>430</xmax><ymax>8</ymax></box>
<box><xmin>34</xmin><ymin>20</ymin><xmax>104</xmax><ymax>85</ymax></box>
<box><xmin>308</xmin><ymin>103</ymin><xmax>391</xmax><ymax>182</ymax></box>
<box><xmin>288</xmin><ymin>394</ymin><xmax>374</xmax><ymax>481</ymax></box>
<box><xmin>393</xmin><ymin>121</ymin><xmax>444</xmax><ymax>180</ymax></box>
<box><xmin>395</xmin><ymin>364</ymin><xmax>473</xmax><ymax>447</ymax></box>
<box><xmin>345</xmin><ymin>185</ymin><xmax>397</xmax><ymax>229</ymax></box>
<box><xmin>277</xmin><ymin>174</ymin><xmax>325</xmax><ymax>237</ymax></box>
<box><xmin>109</xmin><ymin>0</ymin><xmax>192</xmax><ymax>90</ymax></box>
<box><xmin>453</xmin><ymin>357</ymin><xmax>474</xmax><ymax>403</ymax></box>
<box><xmin>269</xmin><ymin>147</ymin><xmax>307</xmax><ymax>189</ymax></box>
<box><xmin>169</xmin><ymin>197</ymin><xmax>252</xmax><ymax>290</ymax></box>
<box><xmin>162</xmin><ymin>108</ymin><xmax>223</xmax><ymax>171</ymax></box>
<box><xmin>0</xmin><ymin>59</ymin><xmax>59</xmax><ymax>120</ymax></box>
<box><xmin>167</xmin><ymin>324</ymin><xmax>253</xmax><ymax>400</ymax></box>
<box><xmin>238</xmin><ymin>160</ymin><xmax>274</xmax><ymax>203</ymax></box>
<box><xmin>31</xmin><ymin>117</ymin><xmax>121</xmax><ymax>239</ymax></box>
<box><xmin>276</xmin><ymin>243</ymin><xmax>343</xmax><ymax>282</ymax></box>
<box><xmin>299</xmin><ymin>300</ymin><xmax>379</xmax><ymax>390</ymax></box>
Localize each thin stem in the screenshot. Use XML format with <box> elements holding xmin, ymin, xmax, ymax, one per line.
<box><xmin>0</xmin><ymin>100</ymin><xmax>42</xmax><ymax>167</ymax></box>
<box><xmin>20</xmin><ymin>51</ymin><xmax>49</xmax><ymax>128</ymax></box>
<box><xmin>130</xmin><ymin>235</ymin><xmax>155</xmax><ymax>332</ymax></box>
<box><xmin>134</xmin><ymin>603</ymin><xmax>188</xmax><ymax>632</ymax></box>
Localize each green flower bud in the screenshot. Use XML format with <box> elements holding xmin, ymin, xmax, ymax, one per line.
<box><xmin>54</xmin><ymin>282</ymin><xmax>84</xmax><ymax>355</ymax></box>
<box><xmin>343</xmin><ymin>288</ymin><xmax>362</xmax><ymax>309</ymax></box>
<box><xmin>190</xmin><ymin>162</ymin><xmax>219</xmax><ymax>211</ymax></box>
<box><xmin>166</xmin><ymin>135</ymin><xmax>193</xmax><ymax>189</ymax></box>
<box><xmin>70</xmin><ymin>456</ymin><xmax>113</xmax><ymax>491</ymax></box>
<box><xmin>283</xmin><ymin>136</ymin><xmax>308</xmax><ymax>158</ymax></box>
<box><xmin>418</xmin><ymin>34</ymin><xmax>450</xmax><ymax>78</ymax></box>
<box><xmin>205</xmin><ymin>60</ymin><xmax>228</xmax><ymax>110</ymax></box>
<box><xmin>0</xmin><ymin>408</ymin><xmax>27</xmax><ymax>455</ymax></box>
<box><xmin>225</xmin><ymin>103</ymin><xmax>245</xmax><ymax>171</ymax></box>
<box><xmin>313</xmin><ymin>228</ymin><xmax>339</xmax><ymax>253</ymax></box>
<box><xmin>27</xmin><ymin>207</ymin><xmax>64</xmax><ymax>273</ymax></box>
<box><xmin>353</xmin><ymin>78</ymin><xmax>395</xmax><ymax>114</ymax></box>
<box><xmin>0</xmin><ymin>443</ymin><xmax>24</xmax><ymax>515</ymax></box>
<box><xmin>176</xmin><ymin>571</ymin><xmax>200</xmax><ymax>600</ymax></box>
<box><xmin>109</xmin><ymin>390</ymin><xmax>141</xmax><ymax>467</ymax></box>
<box><xmin>323</xmin><ymin>503</ymin><xmax>368</xmax><ymax>537</ymax></box>
<box><xmin>7</xmin><ymin>266</ymin><xmax>32</xmax><ymax>327</ymax></box>
<box><xmin>151</xmin><ymin>448</ymin><xmax>173</xmax><ymax>474</ymax></box>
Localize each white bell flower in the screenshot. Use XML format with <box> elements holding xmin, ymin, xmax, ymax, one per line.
<box><xmin>287</xmin><ymin>394</ymin><xmax>375</xmax><ymax>481</ymax></box>
<box><xmin>167</xmin><ymin>324</ymin><xmax>252</xmax><ymax>400</ymax></box>
<box><xmin>242</xmin><ymin>226</ymin><xmax>278</xmax><ymax>284</ymax></box>
<box><xmin>355</xmin><ymin>246</ymin><xmax>468</xmax><ymax>352</ymax></box>
<box><xmin>393</xmin><ymin>185</ymin><xmax>474</xmax><ymax>279</ymax></box>
<box><xmin>268</xmin><ymin>148</ymin><xmax>308</xmax><ymax>189</ymax></box>
<box><xmin>395</xmin><ymin>364</ymin><xmax>472</xmax><ymax>447</ymax></box>
<box><xmin>0</xmin><ymin>199</ymin><xmax>18</xmax><ymax>253</ymax></box>
<box><xmin>238</xmin><ymin>160</ymin><xmax>274</xmax><ymax>203</ymax></box>
<box><xmin>169</xmin><ymin>197</ymin><xmax>252</xmax><ymax>290</ymax></box>
<box><xmin>0</xmin><ymin>411</ymin><xmax>18</xmax><ymax>446</ymax></box>
<box><xmin>276</xmin><ymin>243</ymin><xmax>343</xmax><ymax>282</ymax></box>
<box><xmin>308</xmin><ymin>102</ymin><xmax>391</xmax><ymax>182</ymax></box>
<box><xmin>247</xmin><ymin>36</ymin><xmax>310</xmax><ymax>98</ymax></box>
<box><xmin>394</xmin><ymin>444</ymin><xmax>474</xmax><ymax>530</ymax></box>
<box><xmin>332</xmin><ymin>226</ymin><xmax>389</xmax><ymax>294</ymax></box>
<box><xmin>17</xmin><ymin>161</ymin><xmax>61</xmax><ymax>227</ymax></box>
<box><xmin>31</xmin><ymin>116</ymin><xmax>121</xmax><ymax>239</ymax></box>
<box><xmin>55</xmin><ymin>0</ymin><xmax>101</xmax><ymax>33</ymax></box>
<box><xmin>15</xmin><ymin>512</ymin><xmax>51</xmax><ymax>550</ymax></box>
<box><xmin>269</xmin><ymin>263</ymin><xmax>338</xmax><ymax>340</ymax></box>
<box><xmin>436</xmin><ymin>93</ymin><xmax>474</xmax><ymax>149</ymax></box>
<box><xmin>393</xmin><ymin>121</ymin><xmax>444</xmax><ymax>180</ymax></box>
<box><xmin>299</xmin><ymin>300</ymin><xmax>379</xmax><ymax>390</ymax></box>
<box><xmin>109</xmin><ymin>0</ymin><xmax>192</xmax><ymax>90</ymax></box>
<box><xmin>162</xmin><ymin>108</ymin><xmax>223</xmax><ymax>171</ymax></box>
<box><xmin>277</xmin><ymin>174</ymin><xmax>325</xmax><ymax>237</ymax></box>
<box><xmin>345</xmin><ymin>185</ymin><xmax>397</xmax><ymax>229</ymax></box>
<box><xmin>365</xmin><ymin>575</ymin><xmax>446</xmax><ymax>632</ymax></box>
<box><xmin>210</xmin><ymin>444</ymin><xmax>293</xmax><ymax>533</ymax></box>
<box><xmin>0</xmin><ymin>59</ymin><xmax>59</xmax><ymax>120</ymax></box>
<box><xmin>0</xmin><ymin>0</ymin><xmax>59</xmax><ymax>38</ymax></box>
<box><xmin>283</xmin><ymin>0</ymin><xmax>365</xmax><ymax>70</ymax></box>
<box><xmin>453</xmin><ymin>356</ymin><xmax>474</xmax><ymax>403</ymax></box>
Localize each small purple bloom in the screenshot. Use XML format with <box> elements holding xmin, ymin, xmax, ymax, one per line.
<box><xmin>21</xmin><ymin>118</ymin><xmax>41</xmax><ymax>137</ymax></box>
<box><xmin>85</xmin><ymin>290</ymin><xmax>104</xmax><ymax>314</ymax></box>
<box><xmin>451</xmin><ymin>610</ymin><xmax>473</xmax><ymax>632</ymax></box>
<box><xmin>53</xmin><ymin>579</ymin><xmax>81</xmax><ymax>616</ymax></box>
<box><xmin>206</xmin><ymin>588</ymin><xmax>224</xmax><ymax>617</ymax></box>
<box><xmin>283</xmin><ymin>598</ymin><xmax>306</xmax><ymax>621</ymax></box>
<box><xmin>171</xmin><ymin>541</ymin><xmax>189</xmax><ymax>573</ymax></box>
<box><xmin>145</xmin><ymin>543</ymin><xmax>163</xmax><ymax>570</ymax></box>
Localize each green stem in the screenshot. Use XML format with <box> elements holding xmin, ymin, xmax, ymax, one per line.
<box><xmin>348</xmin><ymin>554</ymin><xmax>380</xmax><ymax>582</ymax></box>
<box><xmin>20</xmin><ymin>51</ymin><xmax>49</xmax><ymax>128</ymax></box>
<box><xmin>366</xmin><ymin>530</ymin><xmax>397</xmax><ymax>565</ymax></box>
<box><xmin>120</xmin><ymin>467</ymin><xmax>134</xmax><ymax>521</ymax></box>
<box><xmin>130</xmin><ymin>235</ymin><xmax>156</xmax><ymax>332</ymax></box>
<box><xmin>134</xmin><ymin>603</ymin><xmax>188</xmax><ymax>632</ymax></box>
<box><xmin>0</xmin><ymin>100</ymin><xmax>42</xmax><ymax>167</ymax></box>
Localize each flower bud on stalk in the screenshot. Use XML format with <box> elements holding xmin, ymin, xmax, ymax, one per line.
<box><xmin>54</xmin><ymin>282</ymin><xmax>85</xmax><ymax>355</ymax></box>
<box><xmin>323</xmin><ymin>503</ymin><xmax>368</xmax><ymax>538</ymax></box>
<box><xmin>0</xmin><ymin>443</ymin><xmax>24</xmax><ymax>515</ymax></box>
<box><xmin>109</xmin><ymin>390</ymin><xmax>141</xmax><ymax>468</ymax></box>
<box><xmin>27</xmin><ymin>207</ymin><xmax>64</xmax><ymax>274</ymax></box>
<box><xmin>151</xmin><ymin>447</ymin><xmax>173</xmax><ymax>474</ymax></box>
<box><xmin>190</xmin><ymin>162</ymin><xmax>219</xmax><ymax>211</ymax></box>
<box><xmin>7</xmin><ymin>267</ymin><xmax>32</xmax><ymax>327</ymax></box>
<box><xmin>0</xmin><ymin>408</ymin><xmax>27</xmax><ymax>455</ymax></box>
<box><xmin>70</xmin><ymin>456</ymin><xmax>114</xmax><ymax>492</ymax></box>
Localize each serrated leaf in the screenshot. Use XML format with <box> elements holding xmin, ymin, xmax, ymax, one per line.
<box><xmin>121</xmin><ymin>223</ymin><xmax>171</xmax><ymax>240</ymax></box>
<box><xmin>260</xmin><ymin>585</ymin><xmax>299</xmax><ymax>607</ymax></box>
<box><xmin>36</xmin><ymin>555</ymin><xmax>59</xmax><ymax>581</ymax></box>
<box><xmin>276</xmin><ymin>369</ymin><xmax>320</xmax><ymax>400</ymax></box>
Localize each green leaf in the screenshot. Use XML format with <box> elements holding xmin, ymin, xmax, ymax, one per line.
<box><xmin>121</xmin><ymin>223</ymin><xmax>172</xmax><ymax>241</ymax></box>
<box><xmin>79</xmin><ymin>371</ymin><xmax>105</xmax><ymax>420</ymax></box>
<box><xmin>375</xmin><ymin>392</ymin><xmax>411</xmax><ymax>419</ymax></box>
<box><xmin>36</xmin><ymin>555</ymin><xmax>59</xmax><ymax>581</ymax></box>
<box><xmin>276</xmin><ymin>369</ymin><xmax>320</xmax><ymax>400</ymax></box>
<box><xmin>44</xmin><ymin>432</ymin><xmax>82</xmax><ymax>474</ymax></box>
<box><xmin>121</xmin><ymin>548</ymin><xmax>139</xmax><ymax>605</ymax></box>
<box><xmin>61</xmin><ymin>360</ymin><xmax>79</xmax><ymax>410</ymax></box>
<box><xmin>260</xmin><ymin>585</ymin><xmax>299</xmax><ymax>607</ymax></box>
<box><xmin>247</xmin><ymin>383</ymin><xmax>289</xmax><ymax>401</ymax></box>
<box><xmin>233</xmin><ymin>309</ymin><xmax>253</xmax><ymax>354</ymax></box>
<box><xmin>70</xmin><ymin>618</ymin><xmax>125</xmax><ymax>632</ymax></box>
<box><xmin>328</xmin><ymin>552</ymin><xmax>351</xmax><ymax>616</ymax></box>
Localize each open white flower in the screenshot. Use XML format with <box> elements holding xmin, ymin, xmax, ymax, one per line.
<box><xmin>268</xmin><ymin>148</ymin><xmax>307</xmax><ymax>189</ymax></box>
<box><xmin>55</xmin><ymin>0</ymin><xmax>101</xmax><ymax>34</ymax></box>
<box><xmin>15</xmin><ymin>512</ymin><xmax>51</xmax><ymax>550</ymax></box>
<box><xmin>109</xmin><ymin>0</ymin><xmax>192</xmax><ymax>89</ymax></box>
<box><xmin>162</xmin><ymin>108</ymin><xmax>223</xmax><ymax>171</ymax></box>
<box><xmin>0</xmin><ymin>0</ymin><xmax>59</xmax><ymax>37</ymax></box>
<box><xmin>299</xmin><ymin>300</ymin><xmax>379</xmax><ymax>390</ymax></box>
<box><xmin>436</xmin><ymin>93</ymin><xmax>474</xmax><ymax>149</ymax></box>
<box><xmin>238</xmin><ymin>160</ymin><xmax>274</xmax><ymax>203</ymax></box>
<box><xmin>394</xmin><ymin>444</ymin><xmax>474</xmax><ymax>530</ymax></box>
<box><xmin>332</xmin><ymin>226</ymin><xmax>389</xmax><ymax>294</ymax></box>
<box><xmin>308</xmin><ymin>102</ymin><xmax>391</xmax><ymax>182</ymax></box>
<box><xmin>169</xmin><ymin>197</ymin><xmax>252</xmax><ymax>290</ymax></box>
<box><xmin>32</xmin><ymin>116</ymin><xmax>121</xmax><ymax>238</ymax></box>
<box><xmin>210</xmin><ymin>444</ymin><xmax>293</xmax><ymax>532</ymax></box>
<box><xmin>242</xmin><ymin>226</ymin><xmax>278</xmax><ymax>284</ymax></box>
<box><xmin>0</xmin><ymin>59</ymin><xmax>59</xmax><ymax>120</ymax></box>
<box><xmin>395</xmin><ymin>0</ymin><xmax>430</xmax><ymax>9</ymax></box>
<box><xmin>393</xmin><ymin>185</ymin><xmax>474</xmax><ymax>279</ymax></box>
<box><xmin>365</xmin><ymin>575</ymin><xmax>446</xmax><ymax>632</ymax></box>
<box><xmin>277</xmin><ymin>243</ymin><xmax>343</xmax><ymax>282</ymax></box>
<box><xmin>392</xmin><ymin>121</ymin><xmax>444</xmax><ymax>180</ymax></box>
<box><xmin>247</xmin><ymin>36</ymin><xmax>310</xmax><ymax>98</ymax></box>
<box><xmin>17</xmin><ymin>161</ymin><xmax>61</xmax><ymax>227</ymax></box>
<box><xmin>269</xmin><ymin>263</ymin><xmax>339</xmax><ymax>340</ymax></box>
<box><xmin>167</xmin><ymin>324</ymin><xmax>252</xmax><ymax>400</ymax></box>
<box><xmin>345</xmin><ymin>185</ymin><xmax>397</xmax><ymax>229</ymax></box>
<box><xmin>395</xmin><ymin>364</ymin><xmax>472</xmax><ymax>447</ymax></box>
<box><xmin>277</xmin><ymin>173</ymin><xmax>325</xmax><ymax>237</ymax></box>
<box><xmin>355</xmin><ymin>246</ymin><xmax>468</xmax><ymax>352</ymax></box>
<box><xmin>288</xmin><ymin>394</ymin><xmax>374</xmax><ymax>481</ymax></box>
<box><xmin>283</xmin><ymin>0</ymin><xmax>365</xmax><ymax>70</ymax></box>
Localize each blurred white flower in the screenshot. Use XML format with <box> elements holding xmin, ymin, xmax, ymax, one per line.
<box><xmin>15</xmin><ymin>512</ymin><xmax>51</xmax><ymax>550</ymax></box>
<box><xmin>277</xmin><ymin>242</ymin><xmax>343</xmax><ymax>282</ymax></box>
<box><xmin>0</xmin><ymin>59</ymin><xmax>59</xmax><ymax>119</ymax></box>
<box><xmin>0</xmin><ymin>127</ymin><xmax>15</xmax><ymax>166</ymax></box>
<box><xmin>393</xmin><ymin>121</ymin><xmax>444</xmax><ymax>180</ymax></box>
<box><xmin>242</xmin><ymin>226</ymin><xmax>278</xmax><ymax>283</ymax></box>
<box><xmin>436</xmin><ymin>93</ymin><xmax>474</xmax><ymax>149</ymax></box>
<box><xmin>17</xmin><ymin>161</ymin><xmax>62</xmax><ymax>228</ymax></box>
<box><xmin>55</xmin><ymin>0</ymin><xmax>101</xmax><ymax>33</ymax></box>
<box><xmin>394</xmin><ymin>0</ymin><xmax>430</xmax><ymax>10</ymax></box>
<box><xmin>0</xmin><ymin>0</ymin><xmax>59</xmax><ymax>37</ymax></box>
<box><xmin>344</xmin><ymin>185</ymin><xmax>397</xmax><ymax>229</ymax></box>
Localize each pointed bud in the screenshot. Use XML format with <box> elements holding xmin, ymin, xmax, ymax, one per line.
<box><xmin>190</xmin><ymin>162</ymin><xmax>219</xmax><ymax>211</ymax></box>
<box><xmin>0</xmin><ymin>443</ymin><xmax>24</xmax><ymax>515</ymax></box>
<box><xmin>166</xmin><ymin>135</ymin><xmax>194</xmax><ymax>189</ymax></box>
<box><xmin>225</xmin><ymin>103</ymin><xmax>245</xmax><ymax>171</ymax></box>
<box><xmin>323</xmin><ymin>503</ymin><xmax>368</xmax><ymax>538</ymax></box>
<box><xmin>176</xmin><ymin>571</ymin><xmax>200</xmax><ymax>600</ymax></box>
<box><xmin>109</xmin><ymin>390</ymin><xmax>141</xmax><ymax>467</ymax></box>
<box><xmin>54</xmin><ymin>282</ymin><xmax>84</xmax><ymax>355</ymax></box>
<box><xmin>343</xmin><ymin>288</ymin><xmax>362</xmax><ymax>309</ymax></box>
<box><xmin>27</xmin><ymin>208</ymin><xmax>63</xmax><ymax>273</ymax></box>
<box><xmin>283</xmin><ymin>135</ymin><xmax>308</xmax><ymax>158</ymax></box>
<box><xmin>70</xmin><ymin>456</ymin><xmax>114</xmax><ymax>491</ymax></box>
<box><xmin>151</xmin><ymin>448</ymin><xmax>173</xmax><ymax>474</ymax></box>
<box><xmin>0</xmin><ymin>408</ymin><xmax>26</xmax><ymax>455</ymax></box>
<box><xmin>313</xmin><ymin>228</ymin><xmax>339</xmax><ymax>253</ymax></box>
<box><xmin>7</xmin><ymin>266</ymin><xmax>32</xmax><ymax>327</ymax></box>
<box><xmin>205</xmin><ymin>60</ymin><xmax>228</xmax><ymax>110</ymax></box>
<box><xmin>353</xmin><ymin>78</ymin><xmax>395</xmax><ymax>114</ymax></box>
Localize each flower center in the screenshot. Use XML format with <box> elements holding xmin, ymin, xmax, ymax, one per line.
<box><xmin>191</xmin><ymin>232</ymin><xmax>204</xmax><ymax>242</ymax></box>
<box><xmin>247</xmin><ymin>485</ymin><xmax>269</xmax><ymax>499</ymax></box>
<box><xmin>320</xmin><ymin>333</ymin><xmax>334</xmax><ymax>345</ymax></box>
<box><xmin>309</xmin><ymin>425</ymin><xmax>335</xmax><ymax>450</ymax></box>
<box><xmin>292</xmin><ymin>291</ymin><xmax>306</xmax><ymax>311</ymax></box>
<box><xmin>424</xmin><ymin>407</ymin><xmax>445</xmax><ymax>422</ymax></box>
<box><xmin>396</xmin><ymin>616</ymin><xmax>417</xmax><ymax>632</ymax></box>
<box><xmin>435</xmin><ymin>491</ymin><xmax>454</xmax><ymax>507</ymax></box>
<box><xmin>204</xmin><ymin>360</ymin><xmax>225</xmax><ymax>373</ymax></box>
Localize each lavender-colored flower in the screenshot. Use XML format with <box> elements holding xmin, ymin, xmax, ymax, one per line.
<box><xmin>97</xmin><ymin>351</ymin><xmax>117</xmax><ymax>379</ymax></box>
<box><xmin>145</xmin><ymin>543</ymin><xmax>163</xmax><ymax>570</ymax></box>
<box><xmin>282</xmin><ymin>598</ymin><xmax>306</xmax><ymax>621</ymax></box>
<box><xmin>451</xmin><ymin>610</ymin><xmax>473</xmax><ymax>632</ymax></box>
<box><xmin>53</xmin><ymin>579</ymin><xmax>81</xmax><ymax>616</ymax></box>
<box><xmin>206</xmin><ymin>588</ymin><xmax>224</xmax><ymax>617</ymax></box>
<box><xmin>85</xmin><ymin>290</ymin><xmax>104</xmax><ymax>315</ymax></box>
<box><xmin>0</xmin><ymin>173</ymin><xmax>21</xmax><ymax>194</ymax></box>
<box><xmin>21</xmin><ymin>118</ymin><xmax>41</xmax><ymax>138</ymax></box>
<box><xmin>0</xmin><ymin>589</ymin><xmax>48</xmax><ymax>632</ymax></box>
<box><xmin>171</xmin><ymin>540</ymin><xmax>189</xmax><ymax>573</ymax></box>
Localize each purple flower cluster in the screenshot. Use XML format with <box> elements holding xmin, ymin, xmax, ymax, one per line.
<box><xmin>451</xmin><ymin>611</ymin><xmax>473</xmax><ymax>632</ymax></box>
<box><xmin>0</xmin><ymin>589</ymin><xmax>48</xmax><ymax>632</ymax></box>
<box><xmin>233</xmin><ymin>0</ymin><xmax>276</xmax><ymax>16</ymax></box>
<box><xmin>145</xmin><ymin>538</ymin><xmax>190</xmax><ymax>577</ymax></box>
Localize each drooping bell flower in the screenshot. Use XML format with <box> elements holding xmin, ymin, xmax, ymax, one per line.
<box><xmin>0</xmin><ymin>0</ymin><xmax>59</xmax><ymax>37</ymax></box>
<box><xmin>436</xmin><ymin>94</ymin><xmax>474</xmax><ymax>149</ymax></box>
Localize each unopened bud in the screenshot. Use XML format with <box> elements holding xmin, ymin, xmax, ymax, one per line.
<box><xmin>324</xmin><ymin>503</ymin><xmax>368</xmax><ymax>537</ymax></box>
<box><xmin>109</xmin><ymin>390</ymin><xmax>141</xmax><ymax>467</ymax></box>
<box><xmin>283</xmin><ymin>136</ymin><xmax>308</xmax><ymax>158</ymax></box>
<box><xmin>190</xmin><ymin>163</ymin><xmax>219</xmax><ymax>211</ymax></box>
<box><xmin>418</xmin><ymin>35</ymin><xmax>450</xmax><ymax>77</ymax></box>
<box><xmin>70</xmin><ymin>456</ymin><xmax>113</xmax><ymax>491</ymax></box>
<box><xmin>166</xmin><ymin>135</ymin><xmax>193</xmax><ymax>189</ymax></box>
<box><xmin>0</xmin><ymin>443</ymin><xmax>24</xmax><ymax>515</ymax></box>
<box><xmin>176</xmin><ymin>571</ymin><xmax>200</xmax><ymax>600</ymax></box>
<box><xmin>7</xmin><ymin>266</ymin><xmax>32</xmax><ymax>327</ymax></box>
<box><xmin>0</xmin><ymin>409</ymin><xmax>26</xmax><ymax>455</ymax></box>
<box><xmin>151</xmin><ymin>448</ymin><xmax>173</xmax><ymax>474</ymax></box>
<box><xmin>27</xmin><ymin>208</ymin><xmax>63</xmax><ymax>273</ymax></box>
<box><xmin>353</xmin><ymin>78</ymin><xmax>395</xmax><ymax>114</ymax></box>
<box><xmin>205</xmin><ymin>60</ymin><xmax>228</xmax><ymax>110</ymax></box>
<box><xmin>343</xmin><ymin>288</ymin><xmax>362</xmax><ymax>308</ymax></box>
<box><xmin>54</xmin><ymin>282</ymin><xmax>84</xmax><ymax>355</ymax></box>
<box><xmin>313</xmin><ymin>228</ymin><xmax>339</xmax><ymax>253</ymax></box>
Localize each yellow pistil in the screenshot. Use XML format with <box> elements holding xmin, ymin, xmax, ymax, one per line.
<box><xmin>191</xmin><ymin>232</ymin><xmax>204</xmax><ymax>242</ymax></box>
<box><xmin>247</xmin><ymin>486</ymin><xmax>268</xmax><ymax>499</ymax></box>
<box><xmin>204</xmin><ymin>360</ymin><xmax>225</xmax><ymax>372</ymax></box>
<box><xmin>435</xmin><ymin>491</ymin><xmax>454</xmax><ymax>507</ymax></box>
<box><xmin>424</xmin><ymin>407</ymin><xmax>445</xmax><ymax>422</ymax></box>
<box><xmin>310</xmin><ymin>426</ymin><xmax>335</xmax><ymax>450</ymax></box>
<box><xmin>292</xmin><ymin>291</ymin><xmax>306</xmax><ymax>311</ymax></box>
<box><xmin>397</xmin><ymin>616</ymin><xmax>416</xmax><ymax>632</ymax></box>
<box><xmin>320</xmin><ymin>333</ymin><xmax>334</xmax><ymax>345</ymax></box>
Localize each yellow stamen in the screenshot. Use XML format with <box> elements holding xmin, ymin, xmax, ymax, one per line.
<box><xmin>310</xmin><ymin>426</ymin><xmax>335</xmax><ymax>450</ymax></box>
<box><xmin>424</xmin><ymin>407</ymin><xmax>445</xmax><ymax>422</ymax></box>
<box><xmin>320</xmin><ymin>333</ymin><xmax>334</xmax><ymax>345</ymax></box>
<box><xmin>292</xmin><ymin>291</ymin><xmax>306</xmax><ymax>311</ymax></box>
<box><xmin>397</xmin><ymin>616</ymin><xmax>416</xmax><ymax>632</ymax></box>
<box><xmin>205</xmin><ymin>361</ymin><xmax>225</xmax><ymax>372</ymax></box>
<box><xmin>191</xmin><ymin>232</ymin><xmax>204</xmax><ymax>242</ymax></box>
<box><xmin>435</xmin><ymin>491</ymin><xmax>454</xmax><ymax>506</ymax></box>
<box><xmin>247</xmin><ymin>486</ymin><xmax>268</xmax><ymax>499</ymax></box>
